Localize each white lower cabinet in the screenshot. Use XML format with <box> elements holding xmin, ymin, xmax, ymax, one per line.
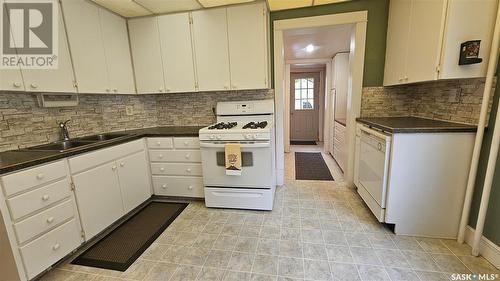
<box><xmin>72</xmin><ymin>162</ymin><xmax>124</xmax><ymax>240</ymax></box>
<box><xmin>0</xmin><ymin>160</ymin><xmax>83</xmax><ymax>281</ymax></box>
<box><xmin>117</xmin><ymin>151</ymin><xmax>151</xmax><ymax>213</ymax></box>
<box><xmin>148</xmin><ymin>137</ymin><xmax>204</xmax><ymax>198</ymax></box>
<box><xmin>69</xmin><ymin>140</ymin><xmax>151</xmax><ymax>240</ymax></box>
<box><xmin>19</xmin><ymin>219</ymin><xmax>81</xmax><ymax>280</ymax></box>
<box><xmin>152</xmin><ymin>176</ymin><xmax>204</xmax><ymax>198</ymax></box>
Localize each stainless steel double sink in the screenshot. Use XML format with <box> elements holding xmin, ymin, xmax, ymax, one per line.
<box><xmin>24</xmin><ymin>133</ymin><xmax>129</xmax><ymax>152</ymax></box>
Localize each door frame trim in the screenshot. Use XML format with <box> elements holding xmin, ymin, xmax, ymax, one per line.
<box><xmin>273</xmin><ymin>11</ymin><xmax>367</xmax><ymax>186</ymax></box>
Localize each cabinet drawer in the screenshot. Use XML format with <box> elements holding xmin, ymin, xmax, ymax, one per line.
<box><xmin>1</xmin><ymin>160</ymin><xmax>67</xmax><ymax>197</ymax></box>
<box><xmin>69</xmin><ymin>139</ymin><xmax>144</xmax><ymax>174</ymax></box>
<box><xmin>7</xmin><ymin>178</ymin><xmax>71</xmax><ymax>221</ymax></box>
<box><xmin>20</xmin><ymin>219</ymin><xmax>81</xmax><ymax>280</ymax></box>
<box><xmin>149</xmin><ymin>150</ymin><xmax>201</xmax><ymax>163</ymax></box>
<box><xmin>173</xmin><ymin>138</ymin><xmax>200</xmax><ymax>149</ymax></box>
<box><xmin>151</xmin><ymin>163</ymin><xmax>203</xmax><ymax>176</ymax></box>
<box><xmin>152</xmin><ymin>176</ymin><xmax>204</xmax><ymax>198</ymax></box>
<box><xmin>14</xmin><ymin>199</ymin><xmax>75</xmax><ymax>244</ymax></box>
<box><xmin>147</xmin><ymin>138</ymin><xmax>173</xmax><ymax>149</ymax></box>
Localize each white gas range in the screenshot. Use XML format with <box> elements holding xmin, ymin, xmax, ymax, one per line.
<box><xmin>199</xmin><ymin>99</ymin><xmax>276</xmax><ymax>211</ymax></box>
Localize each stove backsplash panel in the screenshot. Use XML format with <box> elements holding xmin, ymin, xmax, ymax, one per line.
<box><xmin>0</xmin><ymin>89</ymin><xmax>273</xmax><ymax>152</ymax></box>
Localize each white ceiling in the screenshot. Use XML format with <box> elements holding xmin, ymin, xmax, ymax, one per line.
<box><xmin>91</xmin><ymin>0</ymin><xmax>352</xmax><ymax>18</ymax></box>
<box><xmin>283</xmin><ymin>24</ymin><xmax>353</xmax><ymax>60</ymax></box>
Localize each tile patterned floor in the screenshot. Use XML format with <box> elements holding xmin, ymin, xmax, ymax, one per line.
<box><xmin>40</xmin><ymin>146</ymin><xmax>499</xmax><ymax>281</ymax></box>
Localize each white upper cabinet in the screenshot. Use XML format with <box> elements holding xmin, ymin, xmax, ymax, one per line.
<box><xmin>383</xmin><ymin>0</ymin><xmax>411</xmax><ymax>86</ymax></box>
<box><xmin>62</xmin><ymin>0</ymin><xmax>108</xmax><ymax>93</ymax></box>
<box><xmin>158</xmin><ymin>13</ymin><xmax>197</xmax><ymax>93</ymax></box>
<box><xmin>191</xmin><ymin>8</ymin><xmax>231</xmax><ymax>91</ymax></box>
<box><xmin>405</xmin><ymin>0</ymin><xmax>445</xmax><ymax>84</ymax></box>
<box><xmin>99</xmin><ymin>9</ymin><xmax>136</xmax><ymax>94</ymax></box>
<box><xmin>62</xmin><ymin>0</ymin><xmax>135</xmax><ymax>94</ymax></box>
<box><xmin>0</xmin><ymin>68</ymin><xmax>24</xmax><ymax>92</ymax></box>
<box><xmin>227</xmin><ymin>2</ymin><xmax>269</xmax><ymax>90</ymax></box>
<box><xmin>128</xmin><ymin>17</ymin><xmax>165</xmax><ymax>94</ymax></box>
<box><xmin>21</xmin><ymin>5</ymin><xmax>76</xmax><ymax>93</ymax></box>
<box><xmin>384</xmin><ymin>0</ymin><xmax>498</xmax><ymax>86</ymax></box>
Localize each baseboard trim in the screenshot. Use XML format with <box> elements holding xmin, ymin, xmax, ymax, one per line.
<box><xmin>465</xmin><ymin>226</ymin><xmax>500</xmax><ymax>269</ymax></box>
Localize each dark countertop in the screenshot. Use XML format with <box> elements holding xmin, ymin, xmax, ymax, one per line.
<box><xmin>0</xmin><ymin>126</ymin><xmax>203</xmax><ymax>175</ymax></box>
<box><xmin>356</xmin><ymin>117</ymin><xmax>477</xmax><ymax>133</ymax></box>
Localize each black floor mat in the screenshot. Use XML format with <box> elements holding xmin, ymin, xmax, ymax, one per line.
<box><xmin>295</xmin><ymin>152</ymin><xmax>334</xmax><ymax>181</ymax></box>
<box><xmin>291</xmin><ymin>141</ymin><xmax>317</xmax><ymax>145</ymax></box>
<box><xmin>72</xmin><ymin>201</ymin><xmax>187</xmax><ymax>271</ymax></box>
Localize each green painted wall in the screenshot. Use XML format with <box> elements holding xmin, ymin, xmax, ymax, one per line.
<box><xmin>468</xmin><ymin>58</ymin><xmax>500</xmax><ymax>246</ymax></box>
<box><xmin>269</xmin><ymin>0</ymin><xmax>390</xmax><ymax>87</ymax></box>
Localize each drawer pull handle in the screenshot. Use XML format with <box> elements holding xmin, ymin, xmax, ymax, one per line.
<box><xmin>46</xmin><ymin>217</ymin><xmax>54</xmax><ymax>224</ymax></box>
<box><xmin>52</xmin><ymin>244</ymin><xmax>60</xmax><ymax>251</ymax></box>
<box><xmin>112</xmin><ymin>165</ymin><xmax>117</xmax><ymax>171</ymax></box>
<box><xmin>185</xmin><ymin>154</ymin><xmax>190</xmax><ymax>159</ymax></box>
<box><xmin>184</xmin><ymin>141</ymin><xmax>189</xmax><ymax>145</ymax></box>
<box><xmin>188</xmin><ymin>185</ymin><xmax>193</xmax><ymax>190</ymax></box>
<box><xmin>162</xmin><ymin>184</ymin><xmax>167</xmax><ymax>189</ymax></box>
<box><xmin>157</xmin><ymin>141</ymin><xmax>161</xmax><ymax>145</ymax></box>
<box><xmin>159</xmin><ymin>154</ymin><xmax>164</xmax><ymax>159</ymax></box>
<box><xmin>160</xmin><ymin>167</ymin><xmax>165</xmax><ymax>172</ymax></box>
<box><xmin>186</xmin><ymin>168</ymin><xmax>192</xmax><ymax>173</ymax></box>
<box><xmin>120</xmin><ymin>162</ymin><xmax>125</xmax><ymax>167</ymax></box>
<box><xmin>42</xmin><ymin>195</ymin><xmax>50</xmax><ymax>201</ymax></box>
<box><xmin>36</xmin><ymin>173</ymin><xmax>44</xmax><ymax>180</ymax></box>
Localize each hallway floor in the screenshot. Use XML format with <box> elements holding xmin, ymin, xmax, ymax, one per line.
<box><xmin>41</xmin><ymin>147</ymin><xmax>499</xmax><ymax>281</ymax></box>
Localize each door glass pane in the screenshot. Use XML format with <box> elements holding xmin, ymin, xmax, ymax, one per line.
<box><xmin>293</xmin><ymin>77</ymin><xmax>315</xmax><ymax>110</ymax></box>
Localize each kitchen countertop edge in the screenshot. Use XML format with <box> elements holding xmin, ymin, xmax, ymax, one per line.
<box><xmin>0</xmin><ymin>126</ymin><xmax>203</xmax><ymax>175</ymax></box>
<box><xmin>356</xmin><ymin>117</ymin><xmax>478</xmax><ymax>133</ymax></box>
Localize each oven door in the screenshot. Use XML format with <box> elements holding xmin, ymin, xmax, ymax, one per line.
<box><xmin>200</xmin><ymin>141</ymin><xmax>273</xmax><ymax>189</ymax></box>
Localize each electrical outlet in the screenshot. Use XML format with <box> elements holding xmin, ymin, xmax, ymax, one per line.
<box><xmin>125</xmin><ymin>106</ymin><xmax>134</xmax><ymax>116</ymax></box>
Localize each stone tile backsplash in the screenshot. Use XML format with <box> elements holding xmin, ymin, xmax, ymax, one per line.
<box><xmin>0</xmin><ymin>77</ymin><xmax>492</xmax><ymax>152</ymax></box>
<box><xmin>0</xmin><ymin>89</ymin><xmax>273</xmax><ymax>152</ymax></box>
<box><xmin>361</xmin><ymin>78</ymin><xmax>494</xmax><ymax>125</ymax></box>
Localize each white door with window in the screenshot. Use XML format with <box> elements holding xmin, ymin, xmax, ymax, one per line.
<box><xmin>290</xmin><ymin>73</ymin><xmax>320</xmax><ymax>141</ymax></box>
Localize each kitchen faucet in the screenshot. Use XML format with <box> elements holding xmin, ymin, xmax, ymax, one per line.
<box><xmin>58</xmin><ymin>120</ymin><xmax>71</xmax><ymax>141</ymax></box>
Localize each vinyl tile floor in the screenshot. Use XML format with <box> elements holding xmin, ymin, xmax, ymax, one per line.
<box><xmin>40</xmin><ymin>147</ymin><xmax>499</xmax><ymax>281</ymax></box>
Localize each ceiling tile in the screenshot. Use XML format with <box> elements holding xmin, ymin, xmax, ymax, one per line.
<box><xmin>91</xmin><ymin>0</ymin><xmax>152</xmax><ymax>17</ymax></box>
<box><xmin>313</xmin><ymin>0</ymin><xmax>351</xmax><ymax>6</ymax></box>
<box><xmin>134</xmin><ymin>0</ymin><xmax>202</xmax><ymax>14</ymax></box>
<box><xmin>268</xmin><ymin>0</ymin><xmax>312</xmax><ymax>11</ymax></box>
<box><xmin>198</xmin><ymin>0</ymin><xmax>255</xmax><ymax>8</ymax></box>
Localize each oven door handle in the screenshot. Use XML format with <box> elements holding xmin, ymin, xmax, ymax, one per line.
<box><xmin>200</xmin><ymin>142</ymin><xmax>271</xmax><ymax>148</ymax></box>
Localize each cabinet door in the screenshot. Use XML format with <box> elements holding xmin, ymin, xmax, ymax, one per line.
<box><xmin>191</xmin><ymin>8</ymin><xmax>230</xmax><ymax>91</ymax></box>
<box><xmin>227</xmin><ymin>3</ymin><xmax>268</xmax><ymax>90</ymax></box>
<box><xmin>383</xmin><ymin>0</ymin><xmax>411</xmax><ymax>86</ymax></box>
<box><xmin>100</xmin><ymin>8</ymin><xmax>136</xmax><ymax>94</ymax></box>
<box><xmin>117</xmin><ymin>151</ymin><xmax>151</xmax><ymax>213</ymax></box>
<box><xmin>128</xmin><ymin>17</ymin><xmax>165</xmax><ymax>94</ymax></box>
<box><xmin>0</xmin><ymin>8</ymin><xmax>25</xmax><ymax>91</ymax></box>
<box><xmin>158</xmin><ymin>13</ymin><xmax>196</xmax><ymax>93</ymax></box>
<box><xmin>62</xmin><ymin>0</ymin><xmax>108</xmax><ymax>94</ymax></box>
<box><xmin>21</xmin><ymin>5</ymin><xmax>76</xmax><ymax>93</ymax></box>
<box><xmin>72</xmin><ymin>162</ymin><xmax>123</xmax><ymax>240</ymax></box>
<box><xmin>405</xmin><ymin>0</ymin><xmax>446</xmax><ymax>84</ymax></box>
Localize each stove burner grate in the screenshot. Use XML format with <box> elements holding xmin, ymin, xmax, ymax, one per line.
<box><xmin>208</xmin><ymin>122</ymin><xmax>237</xmax><ymax>130</ymax></box>
<box><xmin>243</xmin><ymin>121</ymin><xmax>268</xmax><ymax>129</ymax></box>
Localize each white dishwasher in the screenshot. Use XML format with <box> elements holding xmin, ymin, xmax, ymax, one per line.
<box><xmin>356</xmin><ymin>125</ymin><xmax>392</xmax><ymax>222</ymax></box>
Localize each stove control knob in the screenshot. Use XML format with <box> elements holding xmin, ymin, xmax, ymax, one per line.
<box><xmin>244</xmin><ymin>134</ymin><xmax>251</xmax><ymax>139</ymax></box>
<box><xmin>253</xmin><ymin>134</ymin><xmax>257</xmax><ymax>139</ymax></box>
<box><xmin>210</xmin><ymin>134</ymin><xmax>215</xmax><ymax>140</ymax></box>
<box><xmin>216</xmin><ymin>135</ymin><xmax>222</xmax><ymax>140</ymax></box>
